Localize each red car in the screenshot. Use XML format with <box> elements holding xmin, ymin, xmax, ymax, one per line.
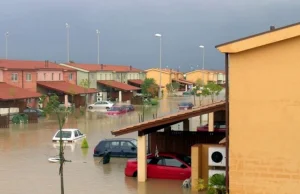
<box><xmin>178</xmin><ymin>102</ymin><xmax>194</xmax><ymax>110</ymax></box>
<box><xmin>197</xmin><ymin>121</ymin><xmax>226</xmax><ymax>132</ymax></box>
<box><xmin>107</xmin><ymin>106</ymin><xmax>126</xmax><ymax>115</ymax></box>
<box><xmin>125</xmin><ymin>153</ymin><xmax>191</xmax><ymax>180</ymax></box>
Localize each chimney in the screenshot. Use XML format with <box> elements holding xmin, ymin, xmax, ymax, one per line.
<box><xmin>270</xmin><ymin>26</ymin><xmax>275</xmax><ymax>31</ymax></box>
<box><xmin>129</xmin><ymin>65</ymin><xmax>132</xmax><ymax>71</ymax></box>
<box><xmin>101</xmin><ymin>64</ymin><xmax>103</xmax><ymax>70</ymax></box>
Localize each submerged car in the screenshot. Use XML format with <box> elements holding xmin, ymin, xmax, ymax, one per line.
<box><xmin>197</xmin><ymin>121</ymin><xmax>226</xmax><ymax>132</ymax></box>
<box><xmin>93</xmin><ymin>138</ymin><xmax>137</xmax><ymax>157</ymax></box>
<box><xmin>88</xmin><ymin>101</ymin><xmax>114</xmax><ymax>110</ymax></box>
<box><xmin>122</xmin><ymin>104</ymin><xmax>135</xmax><ymax>112</ymax></box>
<box><xmin>178</xmin><ymin>102</ymin><xmax>194</xmax><ymax>110</ymax></box>
<box><xmin>23</xmin><ymin>108</ymin><xmax>44</xmax><ymax>117</ymax></box>
<box><xmin>125</xmin><ymin>152</ymin><xmax>191</xmax><ymax>180</ymax></box>
<box><xmin>52</xmin><ymin>128</ymin><xmax>86</xmax><ymax>143</ymax></box>
<box><xmin>107</xmin><ymin>106</ymin><xmax>127</xmax><ymax>115</ymax></box>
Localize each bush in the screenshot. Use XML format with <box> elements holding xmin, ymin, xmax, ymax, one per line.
<box><xmin>81</xmin><ymin>138</ymin><xmax>89</xmax><ymax>148</ymax></box>
<box><xmin>150</xmin><ymin>98</ymin><xmax>159</xmax><ymax>106</ymax></box>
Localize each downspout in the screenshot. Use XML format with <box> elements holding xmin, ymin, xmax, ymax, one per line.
<box><xmin>225</xmin><ymin>53</ymin><xmax>229</xmax><ymax>193</ymax></box>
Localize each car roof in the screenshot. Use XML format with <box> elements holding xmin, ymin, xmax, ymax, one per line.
<box><xmin>148</xmin><ymin>152</ymin><xmax>188</xmax><ymax>157</ymax></box>
<box><xmin>57</xmin><ymin>128</ymin><xmax>80</xmax><ymax>132</ymax></box>
<box><xmin>102</xmin><ymin>138</ymin><xmax>136</xmax><ymax>141</ymax></box>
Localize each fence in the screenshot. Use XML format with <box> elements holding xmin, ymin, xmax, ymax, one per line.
<box><xmin>0</xmin><ymin>115</ymin><xmax>9</xmax><ymax>128</ymax></box>
<box><xmin>26</xmin><ymin>112</ymin><xmax>38</xmax><ymax>123</ymax></box>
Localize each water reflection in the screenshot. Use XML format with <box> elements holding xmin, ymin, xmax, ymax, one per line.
<box><xmin>0</xmin><ymin>96</ymin><xmax>224</xmax><ymax>194</ymax></box>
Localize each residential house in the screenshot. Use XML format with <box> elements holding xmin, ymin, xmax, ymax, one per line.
<box><xmin>146</xmin><ymin>68</ymin><xmax>194</xmax><ymax>93</ymax></box>
<box><xmin>216</xmin><ymin>23</ymin><xmax>300</xmax><ymax>193</ymax></box>
<box><xmin>58</xmin><ymin>63</ymin><xmax>146</xmax><ymax>102</ymax></box>
<box><xmin>0</xmin><ymin>60</ymin><xmax>96</xmax><ymax>108</ymax></box>
<box><xmin>185</xmin><ymin>69</ymin><xmax>226</xmax><ymax>85</ymax></box>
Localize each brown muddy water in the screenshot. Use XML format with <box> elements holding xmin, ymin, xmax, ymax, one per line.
<box><xmin>0</xmin><ymin>95</ymin><xmax>224</xmax><ymax>194</ymax></box>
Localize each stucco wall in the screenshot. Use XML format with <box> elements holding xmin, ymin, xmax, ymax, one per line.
<box><xmin>186</xmin><ymin>70</ymin><xmax>225</xmax><ymax>84</ymax></box>
<box><xmin>229</xmin><ymin>36</ymin><xmax>300</xmax><ymax>194</ymax></box>
<box><xmin>146</xmin><ymin>70</ymin><xmax>171</xmax><ymax>87</ymax></box>
<box><xmin>0</xmin><ymin>70</ymin><xmax>3</xmax><ymax>82</ymax></box>
<box><xmin>3</xmin><ymin>70</ymin><xmax>37</xmax><ymax>92</ymax></box>
<box><xmin>37</xmin><ymin>71</ymin><xmax>63</xmax><ymax>81</ymax></box>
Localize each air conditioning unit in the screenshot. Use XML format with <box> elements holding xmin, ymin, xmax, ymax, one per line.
<box><xmin>208</xmin><ymin>147</ymin><xmax>226</xmax><ymax>167</ymax></box>
<box><xmin>97</xmin><ymin>97</ymin><xmax>102</xmax><ymax>102</ymax></box>
<box><xmin>208</xmin><ymin>169</ymin><xmax>226</xmax><ymax>178</ymax></box>
<box><xmin>97</xmin><ymin>92</ymin><xmax>102</xmax><ymax>97</ymax></box>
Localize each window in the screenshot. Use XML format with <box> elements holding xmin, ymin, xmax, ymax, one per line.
<box><xmin>44</xmin><ymin>73</ymin><xmax>46</xmax><ymax>80</ymax></box>
<box><xmin>147</xmin><ymin>157</ymin><xmax>164</xmax><ymax>165</ymax></box>
<box><xmin>105</xmin><ymin>74</ymin><xmax>107</xmax><ymax>80</ymax></box>
<box><xmin>26</xmin><ymin>73</ymin><xmax>32</xmax><ymax>81</ymax></box>
<box><xmin>27</xmin><ymin>98</ymin><xmax>32</xmax><ymax>103</ymax></box>
<box><xmin>130</xmin><ymin>139</ymin><xmax>137</xmax><ymax>147</ymax></box>
<box><xmin>52</xmin><ymin>73</ymin><xmax>54</xmax><ymax>80</ymax></box>
<box><xmin>164</xmin><ymin>156</ymin><xmax>185</xmax><ymax>168</ymax></box>
<box><xmin>111</xmin><ymin>141</ymin><xmax>120</xmax><ymax>148</ymax></box>
<box><xmin>59</xmin><ymin>73</ymin><xmax>61</xmax><ymax>80</ymax></box>
<box><xmin>55</xmin><ymin>131</ymin><xmax>72</xmax><ymax>138</ymax></box>
<box><xmin>74</xmin><ymin>131</ymin><xmax>79</xmax><ymax>137</ymax></box>
<box><xmin>77</xmin><ymin>130</ymin><xmax>83</xmax><ymax>136</ymax></box>
<box><xmin>69</xmin><ymin>73</ymin><xmax>73</xmax><ymax>80</ymax></box>
<box><xmin>121</xmin><ymin>141</ymin><xmax>133</xmax><ymax>148</ymax></box>
<box><xmin>109</xmin><ymin>74</ymin><xmax>111</xmax><ymax>80</ymax></box>
<box><xmin>11</xmin><ymin>73</ymin><xmax>18</xmax><ymax>81</ymax></box>
<box><xmin>99</xmin><ymin>74</ymin><xmax>102</xmax><ymax>80</ymax></box>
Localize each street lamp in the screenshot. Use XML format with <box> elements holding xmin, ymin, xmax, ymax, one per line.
<box><xmin>5</xmin><ymin>32</ymin><xmax>9</xmax><ymax>59</ymax></box>
<box><xmin>199</xmin><ymin>45</ymin><xmax>205</xmax><ymax>70</ymax></box>
<box><xmin>96</xmin><ymin>29</ymin><xmax>100</xmax><ymax>64</ymax></box>
<box><xmin>66</xmin><ymin>23</ymin><xmax>70</xmax><ymax>63</ymax></box>
<box><xmin>155</xmin><ymin>33</ymin><xmax>162</xmax><ymax>98</ymax></box>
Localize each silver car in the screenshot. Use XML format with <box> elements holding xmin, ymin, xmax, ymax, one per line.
<box><xmin>88</xmin><ymin>101</ymin><xmax>114</xmax><ymax>110</ymax></box>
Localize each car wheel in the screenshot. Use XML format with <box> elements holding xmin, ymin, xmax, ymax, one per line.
<box><xmin>88</xmin><ymin>106</ymin><xmax>93</xmax><ymax>109</ymax></box>
<box><xmin>106</xmin><ymin>107</ymin><xmax>110</xmax><ymax>110</ymax></box>
<box><xmin>133</xmin><ymin>171</ymin><xmax>137</xmax><ymax>177</ymax></box>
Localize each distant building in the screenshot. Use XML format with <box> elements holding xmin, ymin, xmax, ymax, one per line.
<box><xmin>185</xmin><ymin>69</ymin><xmax>226</xmax><ymax>85</ymax></box>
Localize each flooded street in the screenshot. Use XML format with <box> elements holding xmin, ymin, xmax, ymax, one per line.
<box><xmin>0</xmin><ymin>95</ymin><xmax>224</xmax><ymax>194</ymax></box>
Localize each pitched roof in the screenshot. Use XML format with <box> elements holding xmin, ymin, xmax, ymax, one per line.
<box><xmin>172</xmin><ymin>79</ymin><xmax>194</xmax><ymax>85</ymax></box>
<box><xmin>0</xmin><ymin>60</ymin><xmax>74</xmax><ymax>71</ymax></box>
<box><xmin>146</xmin><ymin>68</ymin><xmax>182</xmax><ymax>74</ymax></box>
<box><xmin>0</xmin><ymin>82</ymin><xmax>41</xmax><ymax>100</ymax></box>
<box><xmin>97</xmin><ymin>80</ymin><xmax>140</xmax><ymax>91</ymax></box>
<box><xmin>37</xmin><ymin>81</ymin><xmax>98</xmax><ymax>95</ymax></box>
<box><xmin>111</xmin><ymin>101</ymin><xmax>226</xmax><ymax>136</ymax></box>
<box><xmin>216</xmin><ymin>22</ymin><xmax>300</xmax><ymax>53</ymax></box>
<box><xmin>66</xmin><ymin>63</ymin><xmax>144</xmax><ymax>73</ymax></box>
<box><xmin>185</xmin><ymin>69</ymin><xmax>225</xmax><ymax>75</ymax></box>
<box><xmin>128</xmin><ymin>79</ymin><xmax>144</xmax><ymax>85</ymax></box>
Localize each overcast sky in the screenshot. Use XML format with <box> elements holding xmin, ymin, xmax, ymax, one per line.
<box><xmin>0</xmin><ymin>0</ymin><xmax>299</xmax><ymax>72</ymax></box>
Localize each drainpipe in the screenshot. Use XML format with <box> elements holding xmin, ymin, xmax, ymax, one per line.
<box><xmin>225</xmin><ymin>53</ymin><xmax>229</xmax><ymax>192</ymax></box>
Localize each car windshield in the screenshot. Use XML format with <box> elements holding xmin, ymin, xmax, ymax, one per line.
<box><xmin>55</xmin><ymin>131</ymin><xmax>72</xmax><ymax>138</ymax></box>
<box><xmin>109</xmin><ymin>107</ymin><xmax>121</xmax><ymax>111</ymax></box>
<box><xmin>179</xmin><ymin>102</ymin><xmax>190</xmax><ymax>106</ymax></box>
<box><xmin>130</xmin><ymin>140</ymin><xmax>137</xmax><ymax>147</ymax></box>
<box><xmin>177</xmin><ymin>154</ymin><xmax>191</xmax><ymax>166</ymax></box>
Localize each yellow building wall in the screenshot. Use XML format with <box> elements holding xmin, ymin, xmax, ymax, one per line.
<box><xmin>229</xmin><ymin>36</ymin><xmax>300</xmax><ymax>194</ymax></box>
<box><xmin>186</xmin><ymin>70</ymin><xmax>223</xmax><ymax>84</ymax></box>
<box><xmin>146</xmin><ymin>70</ymin><xmax>171</xmax><ymax>93</ymax></box>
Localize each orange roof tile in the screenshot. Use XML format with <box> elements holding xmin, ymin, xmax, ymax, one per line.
<box><xmin>67</xmin><ymin>63</ymin><xmax>144</xmax><ymax>73</ymax></box>
<box><xmin>0</xmin><ymin>82</ymin><xmax>41</xmax><ymax>100</ymax></box>
<box><xmin>173</xmin><ymin>79</ymin><xmax>194</xmax><ymax>85</ymax></box>
<box><xmin>97</xmin><ymin>80</ymin><xmax>140</xmax><ymax>91</ymax></box>
<box><xmin>128</xmin><ymin>79</ymin><xmax>144</xmax><ymax>85</ymax></box>
<box><xmin>37</xmin><ymin>81</ymin><xmax>98</xmax><ymax>95</ymax></box>
<box><xmin>0</xmin><ymin>60</ymin><xmax>74</xmax><ymax>71</ymax></box>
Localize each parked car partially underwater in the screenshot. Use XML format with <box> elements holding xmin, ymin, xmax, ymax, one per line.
<box><xmin>23</xmin><ymin>108</ymin><xmax>44</xmax><ymax>117</ymax></box>
<box><xmin>93</xmin><ymin>138</ymin><xmax>137</xmax><ymax>158</ymax></box>
<box><xmin>88</xmin><ymin>101</ymin><xmax>114</xmax><ymax>110</ymax></box>
<box><xmin>107</xmin><ymin>106</ymin><xmax>127</xmax><ymax>115</ymax></box>
<box><xmin>125</xmin><ymin>152</ymin><xmax>191</xmax><ymax>180</ymax></box>
<box><xmin>178</xmin><ymin>102</ymin><xmax>194</xmax><ymax>110</ymax></box>
<box><xmin>52</xmin><ymin>128</ymin><xmax>86</xmax><ymax>143</ymax></box>
<box><xmin>197</xmin><ymin>121</ymin><xmax>226</xmax><ymax>132</ymax></box>
<box><xmin>122</xmin><ymin>104</ymin><xmax>135</xmax><ymax>112</ymax></box>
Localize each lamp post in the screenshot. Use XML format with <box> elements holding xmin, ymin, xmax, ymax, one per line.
<box><xmin>66</xmin><ymin>23</ymin><xmax>70</xmax><ymax>63</ymax></box>
<box><xmin>199</xmin><ymin>45</ymin><xmax>205</xmax><ymax>84</ymax></box>
<box><xmin>96</xmin><ymin>29</ymin><xmax>100</xmax><ymax>64</ymax></box>
<box><xmin>5</xmin><ymin>32</ymin><xmax>9</xmax><ymax>59</ymax></box>
<box><xmin>155</xmin><ymin>33</ymin><xmax>162</xmax><ymax>98</ymax></box>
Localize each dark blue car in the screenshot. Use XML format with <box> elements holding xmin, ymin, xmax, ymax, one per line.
<box><xmin>93</xmin><ymin>138</ymin><xmax>137</xmax><ymax>158</ymax></box>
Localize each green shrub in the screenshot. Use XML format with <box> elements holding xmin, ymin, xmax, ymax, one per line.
<box><xmin>81</xmin><ymin>138</ymin><xmax>89</xmax><ymax>148</ymax></box>
<box><xmin>150</xmin><ymin>98</ymin><xmax>159</xmax><ymax>106</ymax></box>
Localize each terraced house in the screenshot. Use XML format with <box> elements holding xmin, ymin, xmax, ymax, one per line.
<box><xmin>59</xmin><ymin>63</ymin><xmax>146</xmax><ymax>102</ymax></box>
<box><xmin>0</xmin><ymin>59</ymin><xmax>97</xmax><ymax>110</ymax></box>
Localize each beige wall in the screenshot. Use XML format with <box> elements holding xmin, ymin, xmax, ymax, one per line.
<box><xmin>229</xmin><ymin>36</ymin><xmax>300</xmax><ymax>194</ymax></box>
<box><xmin>186</xmin><ymin>70</ymin><xmax>225</xmax><ymax>84</ymax></box>
<box><xmin>146</xmin><ymin>69</ymin><xmax>182</xmax><ymax>87</ymax></box>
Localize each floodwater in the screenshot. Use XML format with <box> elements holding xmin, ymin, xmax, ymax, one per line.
<box><xmin>0</xmin><ymin>94</ymin><xmax>224</xmax><ymax>194</ymax></box>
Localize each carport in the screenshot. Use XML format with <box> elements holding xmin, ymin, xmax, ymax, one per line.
<box><xmin>111</xmin><ymin>101</ymin><xmax>225</xmax><ymax>182</ymax></box>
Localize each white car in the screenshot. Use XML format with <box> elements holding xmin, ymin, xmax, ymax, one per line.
<box><xmin>52</xmin><ymin>128</ymin><xmax>86</xmax><ymax>143</ymax></box>
<box><xmin>88</xmin><ymin>101</ymin><xmax>114</xmax><ymax>110</ymax></box>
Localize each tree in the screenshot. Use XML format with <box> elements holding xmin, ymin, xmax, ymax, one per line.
<box><xmin>202</xmin><ymin>82</ymin><xmax>223</xmax><ymax>103</ymax></box>
<box><xmin>43</xmin><ymin>94</ymin><xmax>73</xmax><ymax>194</ymax></box>
<box><xmin>141</xmin><ymin>78</ymin><xmax>158</xmax><ymax>98</ymax></box>
<box><xmin>194</xmin><ymin>78</ymin><xmax>205</xmax><ymax>106</ymax></box>
<box><xmin>79</xmin><ymin>79</ymin><xmax>91</xmax><ymax>107</ymax></box>
<box><xmin>166</xmin><ymin>82</ymin><xmax>180</xmax><ymax>94</ymax></box>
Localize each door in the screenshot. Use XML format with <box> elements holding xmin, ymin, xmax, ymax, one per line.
<box><xmin>120</xmin><ymin>141</ymin><xmax>136</xmax><ymax>157</ymax></box>
<box><xmin>147</xmin><ymin>156</ymin><xmax>168</xmax><ymax>179</ymax></box>
<box><xmin>163</xmin><ymin>156</ymin><xmax>190</xmax><ymax>180</ymax></box>
<box><xmin>109</xmin><ymin>141</ymin><xmax>121</xmax><ymax>157</ymax></box>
